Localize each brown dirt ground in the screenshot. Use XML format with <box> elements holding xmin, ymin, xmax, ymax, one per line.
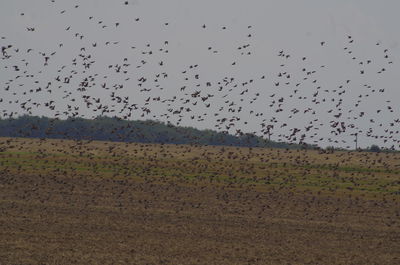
<box><xmin>0</xmin><ymin>138</ymin><xmax>399</xmax><ymax>264</ymax></box>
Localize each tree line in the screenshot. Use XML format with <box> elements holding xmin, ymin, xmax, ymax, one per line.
<box><xmin>0</xmin><ymin>115</ymin><xmax>309</xmax><ymax>149</ymax></box>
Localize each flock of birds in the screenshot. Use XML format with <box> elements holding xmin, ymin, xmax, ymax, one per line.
<box><xmin>0</xmin><ymin>1</ymin><xmax>399</xmax><ymax>150</ymax></box>
<box><xmin>1</xmin><ymin>4</ymin><xmax>399</xmax><ymax>263</ymax></box>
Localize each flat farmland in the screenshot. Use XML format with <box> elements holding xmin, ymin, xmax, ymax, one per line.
<box><xmin>0</xmin><ymin>137</ymin><xmax>399</xmax><ymax>264</ymax></box>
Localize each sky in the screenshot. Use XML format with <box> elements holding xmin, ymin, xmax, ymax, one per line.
<box><xmin>1</xmin><ymin>0</ymin><xmax>399</xmax><ymax>149</ymax></box>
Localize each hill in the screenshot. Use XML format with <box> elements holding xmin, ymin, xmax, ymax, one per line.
<box><xmin>0</xmin><ymin>115</ymin><xmax>308</xmax><ymax>149</ymax></box>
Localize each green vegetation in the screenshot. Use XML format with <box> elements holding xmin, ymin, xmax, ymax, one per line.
<box><xmin>1</xmin><ymin>138</ymin><xmax>399</xmax><ymax>197</ymax></box>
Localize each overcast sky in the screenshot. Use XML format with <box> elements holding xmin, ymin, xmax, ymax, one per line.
<box><xmin>1</xmin><ymin>0</ymin><xmax>399</xmax><ymax>148</ymax></box>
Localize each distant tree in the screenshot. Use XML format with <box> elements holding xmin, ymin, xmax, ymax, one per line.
<box><xmin>325</xmin><ymin>146</ymin><xmax>335</xmax><ymax>153</ymax></box>
<box><xmin>369</xmin><ymin>145</ymin><xmax>381</xmax><ymax>153</ymax></box>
